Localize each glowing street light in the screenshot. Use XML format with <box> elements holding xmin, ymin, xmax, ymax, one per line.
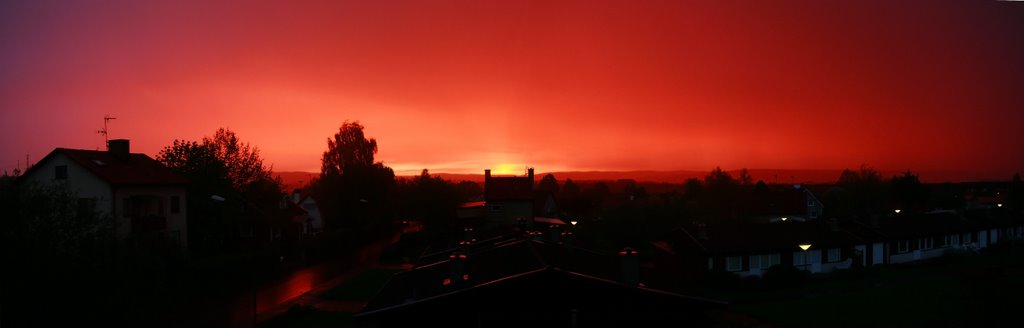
<box><xmin>798</xmin><ymin>244</ymin><xmax>812</xmax><ymax>251</ymax></box>
<box><xmin>997</xmin><ymin>204</ymin><xmax>1003</xmax><ymax>208</ymax></box>
<box><xmin>570</xmin><ymin>220</ymin><xmax>578</xmax><ymax>226</ymax></box>
<box><xmin>781</xmin><ymin>217</ymin><xmax>788</xmax><ymax>222</ymax></box>
<box><xmin>894</xmin><ymin>209</ymin><xmax>902</xmax><ymax>214</ymax></box>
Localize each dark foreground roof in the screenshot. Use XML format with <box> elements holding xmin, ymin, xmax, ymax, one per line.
<box><xmin>358</xmin><ymin>239</ymin><xmax>725</xmax><ymax>327</ymax></box>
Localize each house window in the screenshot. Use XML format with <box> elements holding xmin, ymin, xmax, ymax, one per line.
<box><xmin>942</xmin><ymin>235</ymin><xmax>952</xmax><ymax>247</ymax></box>
<box><xmin>963</xmin><ymin>233</ymin><xmax>972</xmax><ymax>244</ymax></box>
<box><xmin>950</xmin><ymin>234</ymin><xmax>960</xmax><ymax>246</ymax></box>
<box><xmin>123</xmin><ymin>198</ymin><xmax>132</xmax><ymax>218</ymax></box>
<box><xmin>170</xmin><ymin>196</ymin><xmax>180</xmax><ymax>214</ymax></box>
<box><xmin>827</xmin><ymin>248</ymin><xmax>841</xmax><ymax>262</ymax></box>
<box><xmin>750</xmin><ymin>254</ymin><xmax>778</xmax><ymax>269</ymax></box>
<box><xmin>726</xmin><ymin>256</ymin><xmax>743</xmax><ymax>272</ymax></box>
<box><xmin>55</xmin><ymin>165</ymin><xmax>68</xmax><ymax>179</ymax></box>
<box><xmin>919</xmin><ymin>238</ymin><xmax>933</xmax><ymax>250</ymax></box>
<box><xmin>77</xmin><ymin>198</ymin><xmax>96</xmax><ymax>218</ymax></box>
<box><xmin>808</xmin><ymin>199</ymin><xmax>816</xmax><ymax>206</ymax></box>
<box><xmin>810</xmin><ymin>211</ymin><xmax>819</xmax><ymax>219</ymax></box>
<box><xmin>793</xmin><ymin>251</ymin><xmax>806</xmax><ymax>266</ymax></box>
<box><xmin>898</xmin><ymin>240</ymin><xmax>909</xmax><ymax>253</ymax></box>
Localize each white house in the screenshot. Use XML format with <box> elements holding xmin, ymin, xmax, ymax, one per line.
<box><xmin>19</xmin><ymin>139</ymin><xmax>189</xmax><ymax>248</ymax></box>
<box><xmin>282</xmin><ymin>189</ymin><xmax>324</xmax><ymax>236</ymax></box>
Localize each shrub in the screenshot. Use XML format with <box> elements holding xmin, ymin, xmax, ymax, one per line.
<box><xmin>762</xmin><ymin>265</ymin><xmax>809</xmax><ymax>288</ymax></box>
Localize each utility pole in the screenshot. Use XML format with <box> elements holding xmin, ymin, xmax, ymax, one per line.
<box><xmin>97</xmin><ymin>115</ymin><xmax>117</xmax><ymax>147</ymax></box>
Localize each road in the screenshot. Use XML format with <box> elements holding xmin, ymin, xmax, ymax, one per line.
<box><xmin>219</xmin><ymin>234</ymin><xmax>400</xmax><ymax>327</ymax></box>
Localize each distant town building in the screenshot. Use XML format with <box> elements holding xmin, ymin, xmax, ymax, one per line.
<box><xmin>483</xmin><ymin>167</ymin><xmax>535</xmax><ymax>225</ymax></box>
<box><xmin>280</xmin><ymin>189</ymin><xmax>324</xmax><ymax>236</ymax></box>
<box><xmin>19</xmin><ymin>139</ymin><xmax>189</xmax><ymax>248</ymax></box>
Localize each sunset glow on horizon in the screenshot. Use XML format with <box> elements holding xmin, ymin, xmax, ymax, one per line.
<box><xmin>2</xmin><ymin>1</ymin><xmax>1022</xmax><ymax>181</ymax></box>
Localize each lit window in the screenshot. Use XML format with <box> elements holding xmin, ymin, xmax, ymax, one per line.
<box><xmin>919</xmin><ymin>238</ymin><xmax>933</xmax><ymax>250</ymax></box>
<box><xmin>793</xmin><ymin>251</ymin><xmax>806</xmax><ymax>266</ymax></box>
<box><xmin>726</xmin><ymin>256</ymin><xmax>743</xmax><ymax>272</ymax></box>
<box><xmin>751</xmin><ymin>254</ymin><xmax>781</xmax><ymax>268</ymax></box>
<box><xmin>827</xmin><ymin>248</ymin><xmax>841</xmax><ymax>262</ymax></box>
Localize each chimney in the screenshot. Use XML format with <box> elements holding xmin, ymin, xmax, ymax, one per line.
<box><xmin>619</xmin><ymin>247</ymin><xmax>640</xmax><ymax>287</ymax></box>
<box><xmin>107</xmin><ymin>139</ymin><xmax>130</xmax><ymax>161</ymax></box>
<box><xmin>484</xmin><ymin>169</ymin><xmax>491</xmax><ymax>180</ymax></box>
<box><xmin>528</xmin><ymin>167</ymin><xmax>534</xmax><ymax>181</ymax></box>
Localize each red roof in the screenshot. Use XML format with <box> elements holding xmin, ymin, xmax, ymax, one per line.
<box><xmin>26</xmin><ymin>148</ymin><xmax>188</xmax><ymax>186</ymax></box>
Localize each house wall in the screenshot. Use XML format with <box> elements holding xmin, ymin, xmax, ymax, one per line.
<box><xmin>300</xmin><ymin>198</ymin><xmax>323</xmax><ymax>232</ymax></box>
<box><xmin>871</xmin><ymin>242</ymin><xmax>885</xmax><ymax>266</ymax></box>
<box><xmin>21</xmin><ymin>153</ymin><xmax>114</xmax><ymax>217</ymax></box>
<box><xmin>485</xmin><ymin>201</ymin><xmax>533</xmax><ymax>227</ymax></box>
<box><xmin>114</xmin><ymin>186</ymin><xmax>188</xmax><ymax>248</ymax></box>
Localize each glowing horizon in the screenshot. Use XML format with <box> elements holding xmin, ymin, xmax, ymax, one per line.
<box><xmin>2</xmin><ymin>1</ymin><xmax>1022</xmax><ymax>181</ymax></box>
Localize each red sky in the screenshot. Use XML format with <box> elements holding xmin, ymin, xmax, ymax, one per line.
<box><xmin>2</xmin><ymin>1</ymin><xmax>1022</xmax><ymax>180</ymax></box>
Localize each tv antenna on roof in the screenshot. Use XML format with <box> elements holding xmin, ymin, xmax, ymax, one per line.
<box><xmin>97</xmin><ymin>115</ymin><xmax>116</xmax><ymax>146</ymax></box>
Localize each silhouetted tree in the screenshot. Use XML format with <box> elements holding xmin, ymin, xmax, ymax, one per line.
<box><xmin>537</xmin><ymin>173</ymin><xmax>560</xmax><ymax>196</ymax></box>
<box><xmin>683</xmin><ymin>178</ymin><xmax>703</xmax><ymax>198</ymax></box>
<box><xmin>738</xmin><ymin>168</ymin><xmax>753</xmax><ymax>186</ymax></box>
<box><xmin>830</xmin><ymin>165</ymin><xmax>886</xmax><ymax>218</ymax></box>
<box><xmin>394</xmin><ymin>170</ymin><xmax>461</xmax><ymax>235</ymax></box>
<box><xmin>891</xmin><ymin>170</ymin><xmax>927</xmax><ymax>212</ymax></box>
<box><xmin>754</xmin><ymin>180</ymin><xmax>769</xmax><ymax>193</ymax></box>
<box><xmin>562</xmin><ymin>178</ymin><xmax>581</xmax><ymax>199</ymax></box>
<box><xmin>312</xmin><ymin>121</ymin><xmax>396</xmax><ymax>240</ymax></box>
<box><xmin>703</xmin><ymin>167</ymin><xmax>739</xmax><ymax>218</ymax></box>
<box><xmin>157</xmin><ymin>128</ymin><xmax>283</xmax><ymax>253</ymax></box>
<box><xmin>455</xmin><ymin>180</ymin><xmax>482</xmax><ymax>201</ymax></box>
<box><xmin>582</xmin><ymin>182</ymin><xmax>611</xmax><ymax>217</ymax></box>
<box><xmin>0</xmin><ymin>178</ymin><xmax>124</xmax><ymax>326</ymax></box>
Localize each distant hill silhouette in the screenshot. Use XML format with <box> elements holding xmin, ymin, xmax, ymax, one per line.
<box><xmin>430</xmin><ymin>169</ymin><xmax>990</xmax><ymax>184</ymax></box>
<box><xmin>280</xmin><ymin>169</ymin><xmax>996</xmax><ymax>186</ymax></box>
<box><xmin>276</xmin><ymin>171</ymin><xmax>318</xmax><ymax>192</ymax></box>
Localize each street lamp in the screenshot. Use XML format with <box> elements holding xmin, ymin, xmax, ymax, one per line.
<box><xmin>894</xmin><ymin>209</ymin><xmax>901</xmax><ymax>214</ymax></box>
<box><xmin>570</xmin><ymin>220</ymin><xmax>578</xmax><ymax>226</ymax></box>
<box><xmin>798</xmin><ymin>244</ymin><xmax>812</xmax><ymax>271</ymax></box>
